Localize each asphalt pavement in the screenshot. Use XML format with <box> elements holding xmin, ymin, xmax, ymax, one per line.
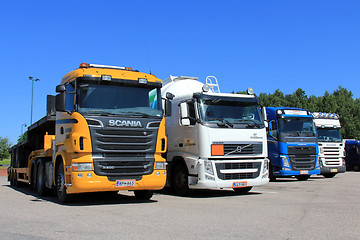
<box><xmin>0</xmin><ymin>172</ymin><xmax>359</xmax><ymax>240</ymax></box>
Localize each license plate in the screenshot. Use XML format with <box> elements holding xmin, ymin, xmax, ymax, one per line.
<box><xmin>330</xmin><ymin>169</ymin><xmax>338</xmax><ymax>173</ymax></box>
<box><xmin>300</xmin><ymin>170</ymin><xmax>308</xmax><ymax>175</ymax></box>
<box><xmin>116</xmin><ymin>179</ymin><xmax>136</xmax><ymax>188</ymax></box>
<box><xmin>232</xmin><ymin>181</ymin><xmax>247</xmax><ymax>188</ymax></box>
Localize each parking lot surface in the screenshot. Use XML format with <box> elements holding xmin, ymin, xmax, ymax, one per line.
<box><xmin>0</xmin><ymin>172</ymin><xmax>359</xmax><ymax>240</ymax></box>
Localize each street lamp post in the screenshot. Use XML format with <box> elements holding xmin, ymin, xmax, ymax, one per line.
<box><xmin>29</xmin><ymin>76</ymin><xmax>40</xmax><ymax>125</ymax></box>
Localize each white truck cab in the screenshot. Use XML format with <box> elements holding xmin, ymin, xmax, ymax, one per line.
<box><xmin>162</xmin><ymin>76</ymin><xmax>269</xmax><ymax>195</ymax></box>
<box><xmin>312</xmin><ymin>112</ymin><xmax>346</xmax><ymax>178</ymax></box>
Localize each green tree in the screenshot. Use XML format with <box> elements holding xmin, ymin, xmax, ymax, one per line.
<box><xmin>17</xmin><ymin>131</ymin><xmax>27</xmax><ymax>143</ymax></box>
<box><xmin>0</xmin><ymin>137</ymin><xmax>12</xmax><ymax>161</ymax></box>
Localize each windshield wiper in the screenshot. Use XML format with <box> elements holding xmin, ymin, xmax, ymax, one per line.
<box><xmin>121</xmin><ymin>111</ymin><xmax>152</xmax><ymax>118</ymax></box>
<box><xmin>235</xmin><ymin>119</ymin><xmax>262</xmax><ymax>128</ymax></box>
<box><xmin>84</xmin><ymin>110</ymin><xmax>118</xmax><ymax>116</ymax></box>
<box><xmin>208</xmin><ymin>118</ymin><xmax>233</xmax><ymax>128</ymax></box>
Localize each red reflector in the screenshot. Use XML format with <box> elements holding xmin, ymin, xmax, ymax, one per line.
<box><xmin>125</xmin><ymin>67</ymin><xmax>133</xmax><ymax>70</ymax></box>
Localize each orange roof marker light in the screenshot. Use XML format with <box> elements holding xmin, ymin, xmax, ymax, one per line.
<box><xmin>79</xmin><ymin>63</ymin><xmax>136</xmax><ymax>70</ymax></box>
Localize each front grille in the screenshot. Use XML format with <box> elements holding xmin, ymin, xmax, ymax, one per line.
<box><xmin>224</xmin><ymin>142</ymin><xmax>262</xmax><ymax>156</ymax></box>
<box><xmin>322</xmin><ymin>146</ymin><xmax>342</xmax><ymax>166</ymax></box>
<box><xmin>288</xmin><ymin>146</ymin><xmax>316</xmax><ymax>170</ymax></box>
<box><xmin>95</xmin><ymin>129</ymin><xmax>154</xmax><ymax>152</ymax></box>
<box><xmin>87</xmin><ymin>117</ymin><xmax>160</xmax><ymax>177</ymax></box>
<box><xmin>216</xmin><ymin>162</ymin><xmax>261</xmax><ymax>180</ymax></box>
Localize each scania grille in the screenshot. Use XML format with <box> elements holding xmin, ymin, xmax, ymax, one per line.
<box><xmin>94</xmin><ymin>129</ymin><xmax>154</xmax><ymax>152</ymax></box>
<box><xmin>88</xmin><ymin>123</ymin><xmax>159</xmax><ymax>177</ymax></box>
<box><xmin>224</xmin><ymin>142</ymin><xmax>262</xmax><ymax>155</ymax></box>
<box><xmin>321</xmin><ymin>146</ymin><xmax>342</xmax><ymax>166</ymax></box>
<box><xmin>215</xmin><ymin>162</ymin><xmax>261</xmax><ymax>180</ymax></box>
<box><xmin>288</xmin><ymin>145</ymin><xmax>316</xmax><ymax>170</ymax></box>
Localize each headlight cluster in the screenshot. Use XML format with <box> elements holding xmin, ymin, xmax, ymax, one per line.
<box><xmin>154</xmin><ymin>162</ymin><xmax>167</xmax><ymax>170</ymax></box>
<box><xmin>263</xmin><ymin>159</ymin><xmax>269</xmax><ymax>173</ymax></box>
<box><xmin>72</xmin><ymin>163</ymin><xmax>93</xmax><ymax>172</ymax></box>
<box><xmin>204</xmin><ymin>160</ymin><xmax>214</xmax><ymax>175</ymax></box>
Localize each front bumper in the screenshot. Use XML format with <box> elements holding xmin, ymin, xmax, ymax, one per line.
<box><xmin>320</xmin><ymin>165</ymin><xmax>346</xmax><ymax>175</ymax></box>
<box><xmin>66</xmin><ymin>169</ymin><xmax>166</xmax><ymax>194</ymax></box>
<box><xmin>274</xmin><ymin>169</ymin><xmax>320</xmax><ymax>177</ymax></box>
<box><xmin>189</xmin><ymin>159</ymin><xmax>269</xmax><ymax>190</ymax></box>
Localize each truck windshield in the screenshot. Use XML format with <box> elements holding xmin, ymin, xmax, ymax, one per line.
<box><xmin>317</xmin><ymin>128</ymin><xmax>342</xmax><ymax>142</ymax></box>
<box><xmin>77</xmin><ymin>83</ymin><xmax>162</xmax><ymax>117</ymax></box>
<box><xmin>279</xmin><ymin>117</ymin><xmax>316</xmax><ymax>137</ymax></box>
<box><xmin>198</xmin><ymin>99</ymin><xmax>263</xmax><ymax>126</ymax></box>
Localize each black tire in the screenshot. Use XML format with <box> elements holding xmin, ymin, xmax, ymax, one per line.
<box><xmin>13</xmin><ymin>171</ymin><xmax>19</xmax><ymax>187</ymax></box>
<box><xmin>30</xmin><ymin>164</ymin><xmax>36</xmax><ymax>189</ymax></box>
<box><xmin>233</xmin><ymin>187</ymin><xmax>253</xmax><ymax>194</ymax></box>
<box><xmin>56</xmin><ymin>162</ymin><xmax>72</xmax><ymax>203</ymax></box>
<box><xmin>269</xmin><ymin>163</ymin><xmax>276</xmax><ymax>182</ymax></box>
<box><xmin>36</xmin><ymin>162</ymin><xmax>46</xmax><ymax>196</ymax></box>
<box><xmin>172</xmin><ymin>163</ymin><xmax>191</xmax><ymax>196</ymax></box>
<box><xmin>323</xmin><ymin>173</ymin><xmax>336</xmax><ymax>178</ymax></box>
<box><xmin>9</xmin><ymin>171</ymin><xmax>14</xmax><ymax>186</ymax></box>
<box><xmin>295</xmin><ymin>175</ymin><xmax>310</xmax><ymax>181</ymax></box>
<box><xmin>134</xmin><ymin>190</ymin><xmax>153</xmax><ymax>200</ymax></box>
<box><xmin>354</xmin><ymin>164</ymin><xmax>360</xmax><ymax>172</ymax></box>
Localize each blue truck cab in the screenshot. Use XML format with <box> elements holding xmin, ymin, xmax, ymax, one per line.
<box><xmin>266</xmin><ymin>107</ymin><xmax>320</xmax><ymax>181</ymax></box>
<box><xmin>345</xmin><ymin>140</ymin><xmax>360</xmax><ymax>171</ymax></box>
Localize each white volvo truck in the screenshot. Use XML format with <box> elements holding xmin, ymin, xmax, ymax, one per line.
<box><xmin>161</xmin><ymin>76</ymin><xmax>269</xmax><ymax>195</ymax></box>
<box><xmin>312</xmin><ymin>112</ymin><xmax>346</xmax><ymax>178</ymax></box>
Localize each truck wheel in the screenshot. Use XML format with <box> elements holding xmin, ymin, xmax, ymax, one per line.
<box><xmin>36</xmin><ymin>162</ymin><xmax>46</xmax><ymax>196</ymax></box>
<box><xmin>172</xmin><ymin>163</ymin><xmax>191</xmax><ymax>196</ymax></box>
<box><xmin>134</xmin><ymin>190</ymin><xmax>153</xmax><ymax>200</ymax></box>
<box><xmin>233</xmin><ymin>187</ymin><xmax>253</xmax><ymax>194</ymax></box>
<box><xmin>323</xmin><ymin>173</ymin><xmax>336</xmax><ymax>178</ymax></box>
<box><xmin>13</xmin><ymin>171</ymin><xmax>19</xmax><ymax>187</ymax></box>
<box><xmin>56</xmin><ymin>162</ymin><xmax>72</xmax><ymax>203</ymax></box>
<box><xmin>9</xmin><ymin>171</ymin><xmax>14</xmax><ymax>186</ymax></box>
<box><xmin>269</xmin><ymin>163</ymin><xmax>276</xmax><ymax>182</ymax></box>
<box><xmin>354</xmin><ymin>164</ymin><xmax>360</xmax><ymax>172</ymax></box>
<box><xmin>295</xmin><ymin>175</ymin><xmax>310</xmax><ymax>181</ymax></box>
<box><xmin>30</xmin><ymin>164</ymin><xmax>36</xmax><ymax>189</ymax></box>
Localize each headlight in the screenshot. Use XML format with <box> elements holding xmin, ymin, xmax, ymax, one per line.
<box><xmin>280</xmin><ymin>155</ymin><xmax>290</xmax><ymax>168</ymax></box>
<box><xmin>204</xmin><ymin>160</ymin><xmax>214</xmax><ymax>175</ymax></box>
<box><xmin>263</xmin><ymin>159</ymin><xmax>269</xmax><ymax>173</ymax></box>
<box><xmin>154</xmin><ymin>162</ymin><xmax>167</xmax><ymax>170</ymax></box>
<box><xmin>72</xmin><ymin>163</ymin><xmax>93</xmax><ymax>171</ymax></box>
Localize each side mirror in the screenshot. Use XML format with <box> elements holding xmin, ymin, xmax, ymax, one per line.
<box><xmin>181</xmin><ymin>118</ymin><xmax>190</xmax><ymax>126</ymax></box>
<box><xmin>179</xmin><ymin>102</ymin><xmax>191</xmax><ymax>126</ymax></box>
<box><xmin>164</xmin><ymin>99</ymin><xmax>172</xmax><ymax>117</ymax></box>
<box><xmin>166</xmin><ymin>92</ymin><xmax>175</xmax><ymax>100</ymax></box>
<box><xmin>56</xmin><ymin>84</ymin><xmax>66</xmax><ymax>93</ymax></box>
<box><xmin>55</xmin><ymin>93</ymin><xmax>66</xmax><ymax>112</ymax></box>
<box><xmin>180</xmin><ymin>102</ymin><xmax>189</xmax><ymax>119</ymax></box>
<box><xmin>269</xmin><ymin>120</ymin><xmax>278</xmax><ymax>139</ymax></box>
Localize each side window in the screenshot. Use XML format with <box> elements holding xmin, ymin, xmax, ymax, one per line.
<box><xmin>66</xmin><ymin>82</ymin><xmax>75</xmax><ymax>111</ymax></box>
<box><xmin>188</xmin><ymin>102</ymin><xmax>196</xmax><ymax>125</ymax></box>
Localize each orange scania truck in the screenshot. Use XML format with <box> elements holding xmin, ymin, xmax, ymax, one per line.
<box><xmin>8</xmin><ymin>63</ymin><xmax>168</xmax><ymax>202</ymax></box>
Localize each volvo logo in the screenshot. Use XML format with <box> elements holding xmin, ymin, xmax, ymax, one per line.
<box><xmin>109</xmin><ymin>120</ymin><xmax>142</xmax><ymax>127</ymax></box>
<box><xmin>225</xmin><ymin>144</ymin><xmax>253</xmax><ymax>156</ymax></box>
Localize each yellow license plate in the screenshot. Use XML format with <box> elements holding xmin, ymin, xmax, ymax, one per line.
<box><xmin>300</xmin><ymin>170</ymin><xmax>309</xmax><ymax>175</ymax></box>
<box><xmin>330</xmin><ymin>169</ymin><xmax>338</xmax><ymax>173</ymax></box>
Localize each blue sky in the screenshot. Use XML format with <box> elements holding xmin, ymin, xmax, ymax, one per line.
<box><xmin>1</xmin><ymin>0</ymin><xmax>359</xmax><ymax>144</ymax></box>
